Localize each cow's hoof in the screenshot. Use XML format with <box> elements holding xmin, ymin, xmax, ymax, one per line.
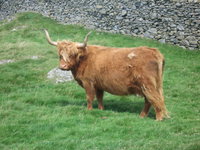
<box><xmin>140</xmin><ymin>112</ymin><xmax>148</xmax><ymax>118</ymax></box>
<box><xmin>98</xmin><ymin>106</ymin><xmax>104</xmax><ymax>110</ymax></box>
<box><xmin>156</xmin><ymin>117</ymin><xmax>163</xmax><ymax>121</ymax></box>
<box><xmin>87</xmin><ymin>107</ymin><xmax>93</xmax><ymax>110</ymax></box>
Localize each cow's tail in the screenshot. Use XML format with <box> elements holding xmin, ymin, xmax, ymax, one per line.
<box><xmin>158</xmin><ymin>58</ymin><xmax>170</xmax><ymax>119</ymax></box>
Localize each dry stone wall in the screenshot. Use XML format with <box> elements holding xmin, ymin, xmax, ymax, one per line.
<box><xmin>0</xmin><ymin>0</ymin><xmax>199</xmax><ymax>50</ymax></box>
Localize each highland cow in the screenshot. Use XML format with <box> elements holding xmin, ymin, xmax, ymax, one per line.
<box><xmin>44</xmin><ymin>30</ymin><xmax>169</xmax><ymax>120</ymax></box>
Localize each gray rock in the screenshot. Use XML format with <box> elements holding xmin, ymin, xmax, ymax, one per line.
<box><xmin>177</xmin><ymin>36</ymin><xmax>184</xmax><ymax>40</ymax></box>
<box><xmin>99</xmin><ymin>9</ymin><xmax>107</xmax><ymax>15</ymax></box>
<box><xmin>135</xmin><ymin>2</ymin><xmax>141</xmax><ymax>9</ymax></box>
<box><xmin>176</xmin><ymin>3</ymin><xmax>182</xmax><ymax>8</ymax></box>
<box><xmin>177</xmin><ymin>25</ymin><xmax>184</xmax><ymax>31</ymax></box>
<box><xmin>178</xmin><ymin>32</ymin><xmax>185</xmax><ymax>36</ymax></box>
<box><xmin>131</xmin><ymin>5</ymin><xmax>136</xmax><ymax>10</ymax></box>
<box><xmin>182</xmin><ymin>40</ymin><xmax>190</xmax><ymax>46</ymax></box>
<box><xmin>0</xmin><ymin>59</ymin><xmax>14</xmax><ymax>65</ymax></box>
<box><xmin>96</xmin><ymin>5</ymin><xmax>103</xmax><ymax>9</ymax></box>
<box><xmin>164</xmin><ymin>18</ymin><xmax>173</xmax><ymax>22</ymax></box>
<box><xmin>159</xmin><ymin>39</ymin><xmax>166</xmax><ymax>44</ymax></box>
<box><xmin>148</xmin><ymin>28</ymin><xmax>157</xmax><ymax>34</ymax></box>
<box><xmin>186</xmin><ymin>36</ymin><xmax>198</xmax><ymax>45</ymax></box>
<box><xmin>47</xmin><ymin>68</ymin><xmax>74</xmax><ymax>83</ymax></box>
<box><xmin>116</xmin><ymin>16</ymin><xmax>123</xmax><ymax>20</ymax></box>
<box><xmin>150</xmin><ymin>12</ymin><xmax>157</xmax><ymax>19</ymax></box>
<box><xmin>144</xmin><ymin>32</ymin><xmax>154</xmax><ymax>39</ymax></box>
<box><xmin>170</xmin><ymin>23</ymin><xmax>176</xmax><ymax>28</ymax></box>
<box><xmin>31</xmin><ymin>56</ymin><xmax>39</xmax><ymax>60</ymax></box>
<box><xmin>121</xmin><ymin>10</ymin><xmax>127</xmax><ymax>17</ymax></box>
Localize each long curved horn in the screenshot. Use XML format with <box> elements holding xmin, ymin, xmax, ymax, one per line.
<box><xmin>77</xmin><ymin>31</ymin><xmax>92</xmax><ymax>48</ymax></box>
<box><xmin>44</xmin><ymin>29</ymin><xmax>57</xmax><ymax>46</ymax></box>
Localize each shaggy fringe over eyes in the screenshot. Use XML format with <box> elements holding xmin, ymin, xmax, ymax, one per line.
<box><xmin>58</xmin><ymin>41</ymin><xmax>80</xmax><ymax>56</ymax></box>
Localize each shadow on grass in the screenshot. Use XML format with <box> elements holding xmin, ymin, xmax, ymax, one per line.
<box><xmin>57</xmin><ymin>98</ymin><xmax>155</xmax><ymax>119</ymax></box>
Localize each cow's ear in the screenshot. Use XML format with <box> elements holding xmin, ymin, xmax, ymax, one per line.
<box><xmin>76</xmin><ymin>53</ymin><xmax>84</xmax><ymax>62</ymax></box>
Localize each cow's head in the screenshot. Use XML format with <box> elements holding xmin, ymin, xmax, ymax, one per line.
<box><xmin>44</xmin><ymin>30</ymin><xmax>91</xmax><ymax>71</ymax></box>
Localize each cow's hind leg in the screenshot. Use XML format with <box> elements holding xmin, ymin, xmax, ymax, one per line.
<box><xmin>140</xmin><ymin>98</ymin><xmax>151</xmax><ymax>118</ymax></box>
<box><xmin>96</xmin><ymin>89</ymin><xmax>104</xmax><ymax>110</ymax></box>
<box><xmin>142</xmin><ymin>87</ymin><xmax>167</xmax><ymax>121</ymax></box>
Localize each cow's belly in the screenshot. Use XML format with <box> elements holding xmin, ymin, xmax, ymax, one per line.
<box><xmin>95</xmin><ymin>77</ymin><xmax>135</xmax><ymax>96</ymax></box>
<box><xmin>99</xmin><ymin>82</ymin><xmax>142</xmax><ymax>96</ymax></box>
<box><xmin>101</xmin><ymin>84</ymin><xmax>130</xmax><ymax>95</ymax></box>
<box><xmin>94</xmin><ymin>71</ymin><xmax>143</xmax><ymax>96</ymax></box>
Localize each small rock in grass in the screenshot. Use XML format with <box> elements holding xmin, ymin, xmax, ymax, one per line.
<box><xmin>0</xmin><ymin>59</ymin><xmax>14</xmax><ymax>65</ymax></box>
<box><xmin>47</xmin><ymin>67</ymin><xmax>74</xmax><ymax>83</ymax></box>
<box><xmin>31</xmin><ymin>56</ymin><xmax>39</xmax><ymax>60</ymax></box>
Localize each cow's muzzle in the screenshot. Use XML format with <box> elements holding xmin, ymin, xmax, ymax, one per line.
<box><xmin>59</xmin><ymin>64</ymin><xmax>71</xmax><ymax>71</ymax></box>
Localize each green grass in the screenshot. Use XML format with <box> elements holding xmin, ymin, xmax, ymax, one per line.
<box><xmin>0</xmin><ymin>12</ymin><xmax>200</xmax><ymax>150</ymax></box>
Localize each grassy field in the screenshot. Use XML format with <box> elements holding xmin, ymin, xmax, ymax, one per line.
<box><xmin>0</xmin><ymin>12</ymin><xmax>199</xmax><ymax>150</ymax></box>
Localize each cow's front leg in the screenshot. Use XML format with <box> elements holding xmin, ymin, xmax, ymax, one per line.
<box><xmin>96</xmin><ymin>89</ymin><xmax>104</xmax><ymax>110</ymax></box>
<box><xmin>83</xmin><ymin>81</ymin><xmax>95</xmax><ymax>110</ymax></box>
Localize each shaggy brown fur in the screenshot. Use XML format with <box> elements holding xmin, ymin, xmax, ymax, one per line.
<box><xmin>45</xmin><ymin>31</ymin><xmax>169</xmax><ymax>121</ymax></box>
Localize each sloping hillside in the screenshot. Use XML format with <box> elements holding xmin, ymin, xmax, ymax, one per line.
<box><xmin>0</xmin><ymin>13</ymin><xmax>199</xmax><ymax>150</ymax></box>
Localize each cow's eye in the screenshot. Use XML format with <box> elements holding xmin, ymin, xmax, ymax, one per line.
<box><xmin>59</xmin><ymin>55</ymin><xmax>63</xmax><ymax>59</ymax></box>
